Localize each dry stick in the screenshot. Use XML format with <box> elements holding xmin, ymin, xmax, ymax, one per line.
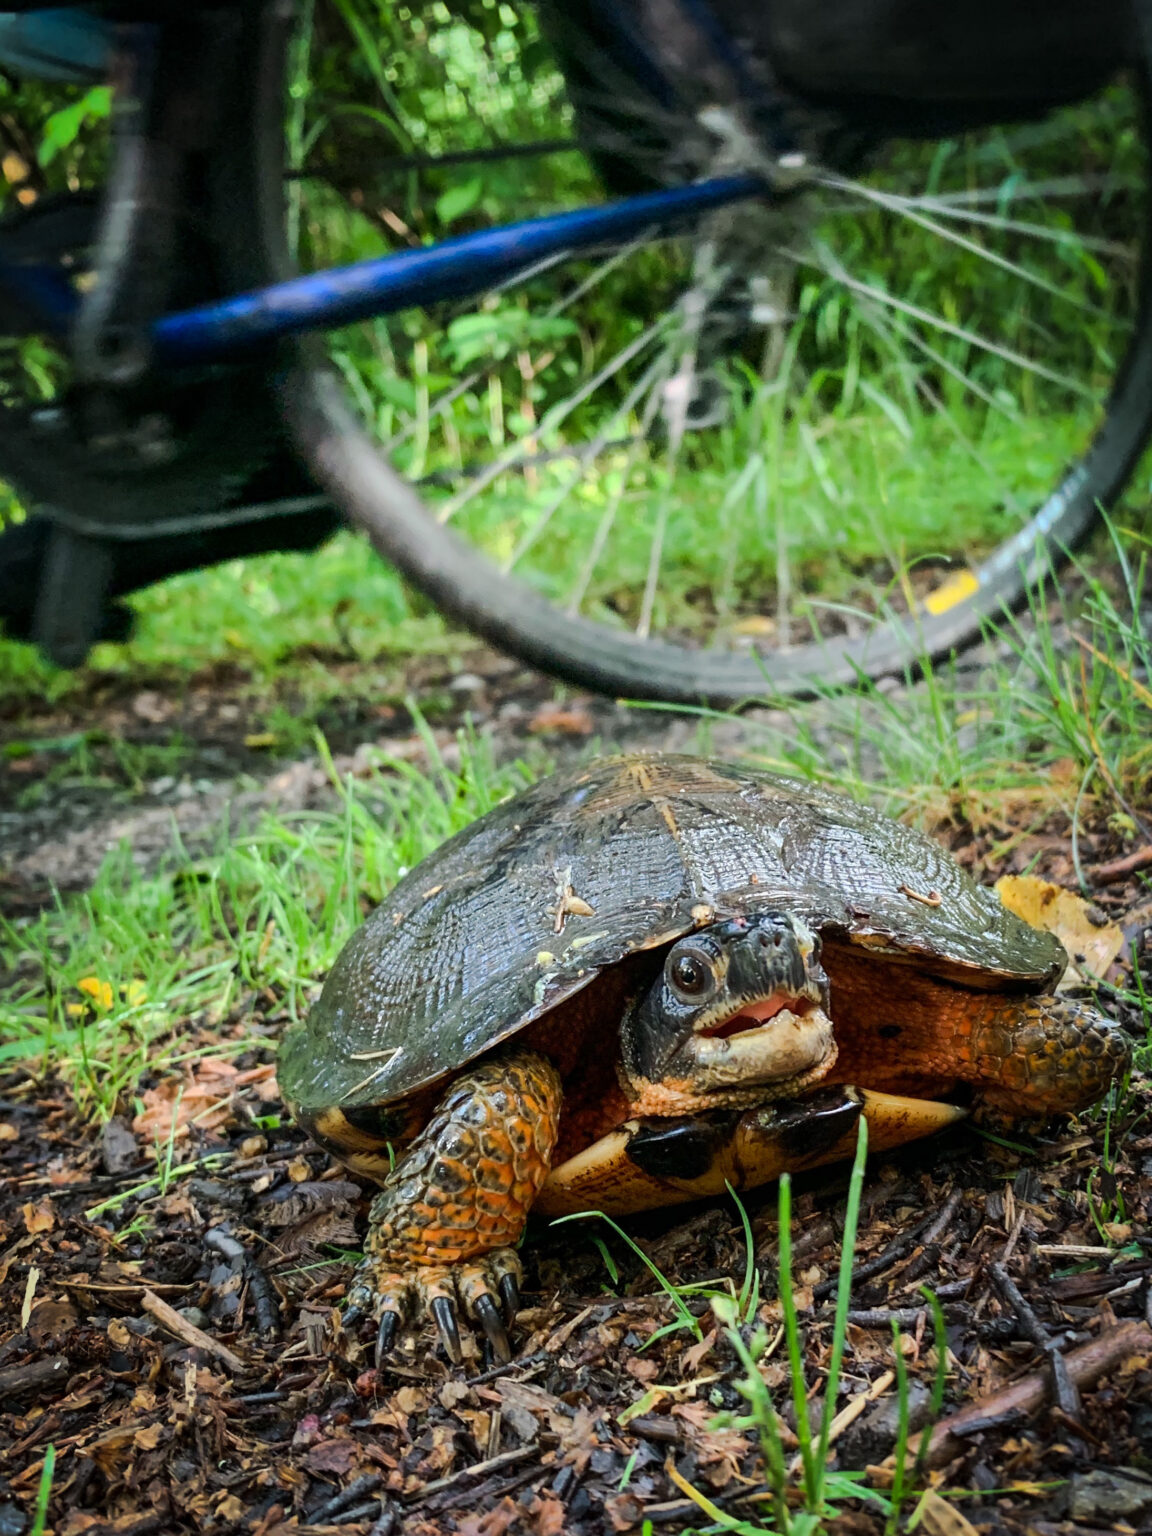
<box><xmin>988</xmin><ymin>1261</ymin><xmax>1081</xmax><ymax>1420</ymax></box>
<box><xmin>920</xmin><ymin>1321</ymin><xmax>1152</xmax><ymax>1469</ymax></box>
<box><xmin>785</xmin><ymin>1184</ymin><xmax>892</xmax><ymax>1265</ymax></box>
<box><xmin>1091</xmin><ymin>844</ymin><xmax>1152</xmax><ymax>884</ymax></box>
<box><xmin>310</xmin><ymin>1474</ymin><xmax>384</xmax><ymax>1524</ymax></box>
<box><xmin>140</xmin><ymin>1287</ymin><xmax>245</xmax><ymax>1373</ymax></box>
<box><xmin>406</xmin><ymin>1446</ymin><xmax>536</xmax><ymax>1504</ymax></box>
<box><xmin>813</xmin><ymin>1187</ymin><xmax>962</xmax><ymax>1302</ymax></box>
<box><xmin>845</xmin><ymin>1306</ymin><xmax>949</xmax><ymax>1329</ymax></box>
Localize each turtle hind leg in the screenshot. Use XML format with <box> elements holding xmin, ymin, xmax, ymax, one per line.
<box><xmin>346</xmin><ymin>1050</ymin><xmax>562</xmax><ymax>1366</ymax></box>
<box><xmin>970</xmin><ymin>993</ymin><xmax>1131</xmax><ymax>1126</ymax></box>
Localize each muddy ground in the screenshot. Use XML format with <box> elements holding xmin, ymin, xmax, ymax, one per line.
<box><xmin>0</xmin><ymin>636</ymin><xmax>1150</xmax><ymax>1536</ymax></box>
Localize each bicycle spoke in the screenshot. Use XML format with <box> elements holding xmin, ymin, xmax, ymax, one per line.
<box><xmin>826</xmin><ymin>183</ymin><xmax>1133</xmax><ymax>257</ymax></box>
<box><xmin>435</xmin><ymin>316</ymin><xmax>669</xmax><ymax>524</ymax></box>
<box><xmin>819</xmin><ymin>175</ymin><xmax>1115</xmax><ymax>319</ymax></box>
<box><xmin>502</xmin><ymin>351</ymin><xmax>669</xmax><ymax>572</ymax></box>
<box><xmin>808</xmin><ymin>242</ymin><xmax>1098</xmax><ymax>401</ymax></box>
<box><xmin>848</xmin><ymin>286</ymin><xmax>1028</xmax><ymax>513</ymax></box>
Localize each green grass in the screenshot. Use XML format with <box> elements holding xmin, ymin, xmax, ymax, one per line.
<box><xmin>0</xmin><ymin>729</ymin><xmax>531</xmax><ymax>1119</ymax></box>
<box><xmin>556</xmin><ymin>1128</ymin><xmax>955</xmax><ymax>1533</ymax></box>
<box><xmin>2</xmin><ymin>520</ymin><xmax>1149</xmax><ymax>1113</ymax></box>
<box><xmin>660</xmin><ymin>1123</ymin><xmax>952</xmax><ymax>1536</ymax></box>
<box><xmin>0</xmin><ymin>527</ymin><xmax>455</xmax><ymax>709</ymax></box>
<box><xmin>554</xmin><ymin>1184</ymin><xmax>762</xmax><ymax>1350</ymax></box>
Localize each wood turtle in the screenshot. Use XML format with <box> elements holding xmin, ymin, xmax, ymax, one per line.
<box><xmin>278</xmin><ymin>754</ymin><xmax>1130</xmax><ymax>1364</ymax></box>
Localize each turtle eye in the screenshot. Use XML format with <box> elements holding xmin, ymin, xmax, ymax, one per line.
<box><xmin>667</xmin><ymin>946</ymin><xmax>716</xmax><ymax>1001</ymax></box>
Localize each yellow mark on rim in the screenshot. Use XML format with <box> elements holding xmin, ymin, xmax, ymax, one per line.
<box><xmin>923</xmin><ymin>568</ymin><xmax>980</xmax><ymax>616</ymax></box>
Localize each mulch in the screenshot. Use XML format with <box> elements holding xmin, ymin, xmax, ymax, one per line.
<box><xmin>2</xmin><ymin>649</ymin><xmax>1152</xmax><ymax>1534</ymax></box>
<box><xmin>0</xmin><ymin>1061</ymin><xmax>1150</xmax><ymax>1536</ymax></box>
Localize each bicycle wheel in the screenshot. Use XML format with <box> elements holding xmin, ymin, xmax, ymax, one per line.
<box><xmin>240</xmin><ymin>0</ymin><xmax>1152</xmax><ymax>704</ymax></box>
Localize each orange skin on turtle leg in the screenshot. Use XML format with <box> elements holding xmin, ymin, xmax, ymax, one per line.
<box><xmin>345</xmin><ymin>1050</ymin><xmax>561</xmax><ymax>1360</ymax></box>
<box><xmin>823</xmin><ymin>946</ymin><xmax>1130</xmax><ymax>1121</ymax></box>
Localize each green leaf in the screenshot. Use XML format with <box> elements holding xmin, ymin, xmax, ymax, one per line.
<box><xmin>38</xmin><ymin>85</ymin><xmax>112</xmax><ymax>168</ymax></box>
<box><xmin>435</xmin><ymin>178</ymin><xmax>484</xmax><ymax>227</ymax></box>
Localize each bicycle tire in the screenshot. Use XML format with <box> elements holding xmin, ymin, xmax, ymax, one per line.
<box><xmin>240</xmin><ymin>1</ymin><xmax>1152</xmax><ymax>706</ymax></box>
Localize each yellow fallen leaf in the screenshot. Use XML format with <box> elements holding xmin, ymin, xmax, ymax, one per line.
<box><xmin>995</xmin><ymin>874</ymin><xmax>1125</xmax><ymax>986</ymax></box>
<box><xmin>917</xmin><ymin>1489</ymin><xmax>981</xmax><ymax>1536</ymax></box>
<box><xmin>124</xmin><ymin>980</ymin><xmax>148</xmax><ymax>1006</ymax></box>
<box><xmin>731</xmin><ymin>614</ymin><xmax>776</xmax><ymax>637</ymax></box>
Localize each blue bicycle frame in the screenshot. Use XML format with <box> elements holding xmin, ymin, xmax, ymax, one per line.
<box><xmin>2</xmin><ymin>174</ymin><xmax>767</xmax><ymax>367</ymax></box>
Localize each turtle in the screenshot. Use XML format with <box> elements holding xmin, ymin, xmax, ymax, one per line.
<box><xmin>278</xmin><ymin>754</ymin><xmax>1130</xmax><ymax>1365</ymax></box>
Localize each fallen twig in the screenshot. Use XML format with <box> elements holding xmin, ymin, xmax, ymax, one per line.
<box><xmin>406</xmin><ymin>1445</ymin><xmax>535</xmax><ymax>1503</ymax></box>
<box><xmin>140</xmin><ymin>1287</ymin><xmax>246</xmax><ymax>1372</ymax></box>
<box><xmin>989</xmin><ymin>1261</ymin><xmax>1081</xmax><ymax>1420</ymax></box>
<box><xmin>814</xmin><ymin>1187</ymin><xmax>962</xmax><ymax>1302</ymax></box>
<box><xmin>1091</xmin><ymin>844</ymin><xmax>1152</xmax><ymax>885</ymax></box>
<box><xmin>0</xmin><ymin>1354</ymin><xmax>70</xmax><ymax>1399</ymax></box>
<box><xmin>919</xmin><ymin>1320</ymin><xmax>1152</xmax><ymax>1468</ymax></box>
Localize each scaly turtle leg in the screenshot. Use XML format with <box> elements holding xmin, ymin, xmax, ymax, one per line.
<box><xmin>828</xmin><ymin>966</ymin><xmax>1131</xmax><ymax>1128</ymax></box>
<box><xmin>346</xmin><ymin>1050</ymin><xmax>561</xmax><ymax>1366</ymax></box>
<box><xmin>967</xmin><ymin>993</ymin><xmax>1131</xmax><ymax>1125</ymax></box>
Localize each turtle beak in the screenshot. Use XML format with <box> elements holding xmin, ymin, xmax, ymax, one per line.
<box><xmin>686</xmin><ymin>989</ymin><xmax>836</xmax><ymax>1090</ymax></box>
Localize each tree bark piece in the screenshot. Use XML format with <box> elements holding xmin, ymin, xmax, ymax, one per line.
<box><xmin>0</xmin><ymin>1353</ymin><xmax>69</xmax><ymax>1399</ymax></box>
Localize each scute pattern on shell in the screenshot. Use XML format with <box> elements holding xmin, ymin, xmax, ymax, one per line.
<box><xmin>278</xmin><ymin>755</ymin><xmax>1066</xmax><ymax>1113</ymax></box>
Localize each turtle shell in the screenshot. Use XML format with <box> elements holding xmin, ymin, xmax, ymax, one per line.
<box><xmin>278</xmin><ymin>754</ymin><xmax>1065</xmax><ymax>1115</ymax></box>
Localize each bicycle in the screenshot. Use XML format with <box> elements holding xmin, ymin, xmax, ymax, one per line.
<box><xmin>0</xmin><ymin>0</ymin><xmax>1149</xmax><ymax>704</ymax></box>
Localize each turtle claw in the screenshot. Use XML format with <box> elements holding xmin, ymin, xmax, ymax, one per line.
<box><xmin>375</xmin><ymin>1310</ymin><xmax>400</xmax><ymax>1368</ymax></box>
<box><xmin>473</xmin><ymin>1291</ymin><xmax>511</xmax><ymax>1364</ymax></box>
<box><xmin>431</xmin><ymin>1295</ymin><xmax>464</xmax><ymax>1363</ymax></box>
<box><xmin>351</xmin><ymin>1248</ymin><xmax>525</xmax><ymax>1368</ymax></box>
<box><xmin>498</xmin><ymin>1271</ymin><xmax>520</xmax><ymax>1325</ymax></box>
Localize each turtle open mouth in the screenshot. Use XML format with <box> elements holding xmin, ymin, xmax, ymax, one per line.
<box><xmin>698</xmin><ymin>992</ymin><xmax>817</xmax><ymax>1041</ymax></box>
<box><xmin>686</xmin><ymin>985</ymin><xmax>836</xmax><ymax>1092</ymax></box>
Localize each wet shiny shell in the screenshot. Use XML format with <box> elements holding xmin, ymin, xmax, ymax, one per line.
<box><xmin>278</xmin><ymin>754</ymin><xmax>1065</xmax><ymax>1115</ymax></box>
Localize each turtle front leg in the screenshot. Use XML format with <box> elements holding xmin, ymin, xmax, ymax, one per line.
<box><xmin>346</xmin><ymin>1050</ymin><xmax>561</xmax><ymax>1366</ymax></box>
<box><xmin>968</xmin><ymin>993</ymin><xmax>1131</xmax><ymax>1125</ymax></box>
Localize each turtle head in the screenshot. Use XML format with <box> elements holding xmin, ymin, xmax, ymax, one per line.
<box><xmin>620</xmin><ymin>912</ymin><xmax>837</xmax><ymax>1109</ymax></box>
